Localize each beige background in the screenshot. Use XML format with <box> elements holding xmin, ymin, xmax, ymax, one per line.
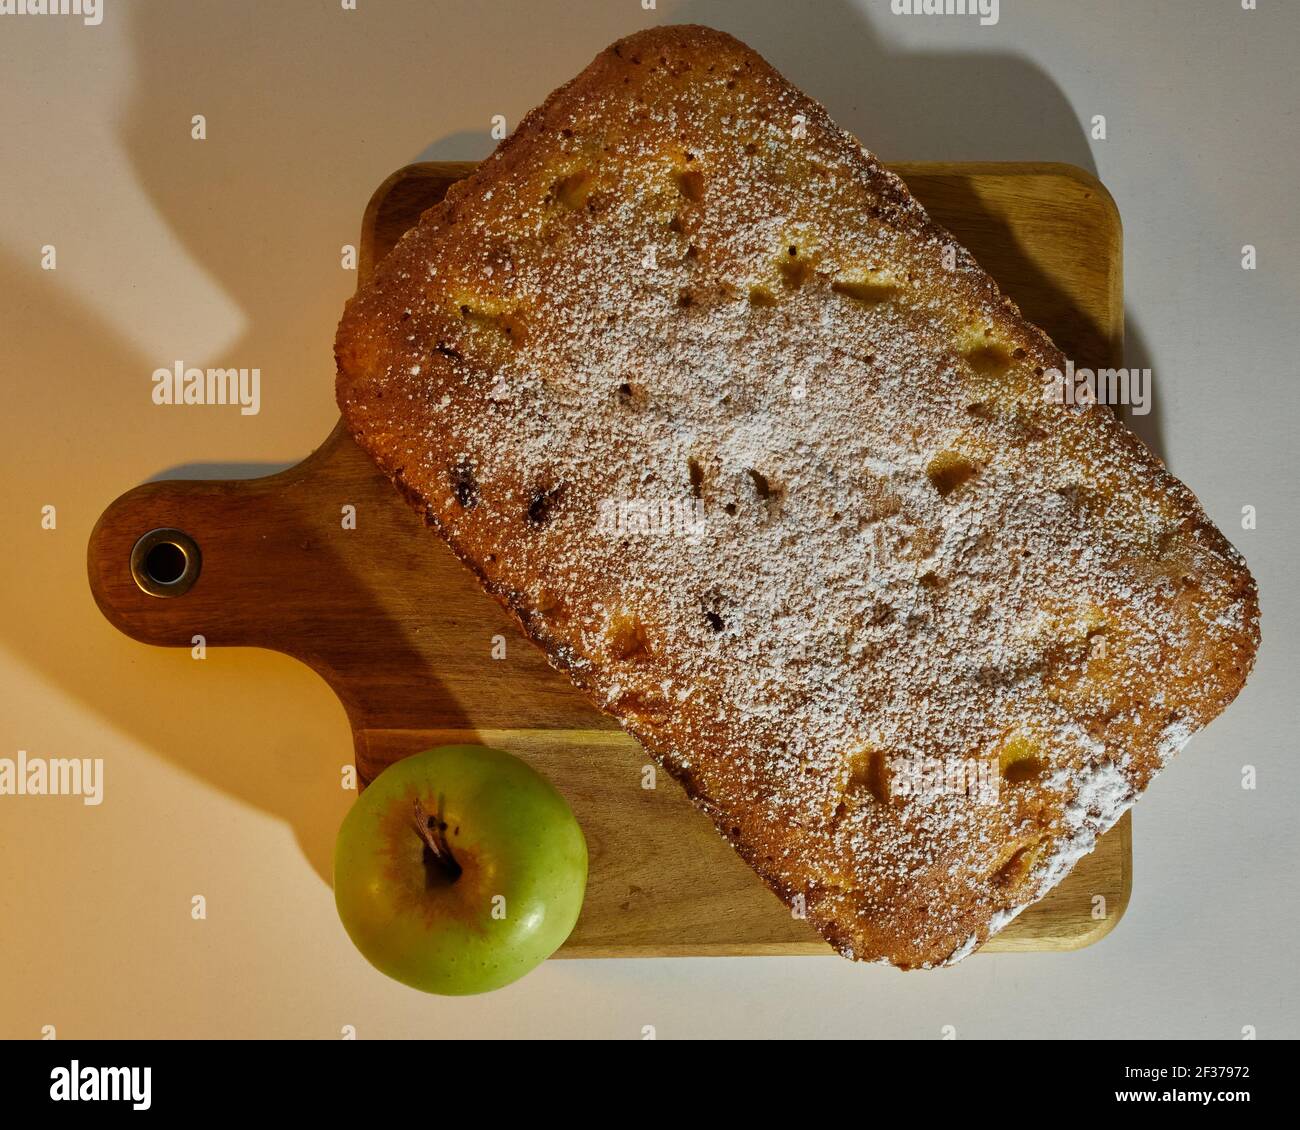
<box><xmin>1</xmin><ymin>0</ymin><xmax>1296</xmax><ymax>1038</ymax></box>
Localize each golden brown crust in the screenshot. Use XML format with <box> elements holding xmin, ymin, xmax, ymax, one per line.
<box><xmin>336</xmin><ymin>25</ymin><xmax>1259</xmax><ymax>968</ymax></box>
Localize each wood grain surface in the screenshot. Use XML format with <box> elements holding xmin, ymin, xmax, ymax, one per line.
<box><xmin>89</xmin><ymin>161</ymin><xmax>1130</xmax><ymax>957</ymax></box>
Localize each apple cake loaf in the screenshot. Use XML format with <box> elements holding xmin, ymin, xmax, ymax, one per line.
<box><xmin>335</xmin><ymin>26</ymin><xmax>1259</xmax><ymax>967</ymax></box>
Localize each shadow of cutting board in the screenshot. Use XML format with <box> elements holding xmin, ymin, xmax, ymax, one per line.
<box><xmin>88</xmin><ymin>161</ymin><xmax>1130</xmax><ymax>958</ymax></box>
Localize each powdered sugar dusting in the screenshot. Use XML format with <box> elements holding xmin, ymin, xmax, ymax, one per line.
<box><xmin>335</xmin><ymin>26</ymin><xmax>1260</xmax><ymax>967</ymax></box>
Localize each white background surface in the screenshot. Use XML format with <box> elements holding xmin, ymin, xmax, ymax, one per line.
<box><xmin>1</xmin><ymin>0</ymin><xmax>1295</xmax><ymax>1038</ymax></box>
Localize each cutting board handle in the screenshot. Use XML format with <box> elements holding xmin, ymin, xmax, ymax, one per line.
<box><xmin>87</xmin><ymin>422</ymin><xmax>352</xmax><ymax>655</ymax></box>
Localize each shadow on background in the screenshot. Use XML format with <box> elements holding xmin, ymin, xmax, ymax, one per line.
<box><xmin>0</xmin><ymin>0</ymin><xmax>1161</xmax><ymax>888</ymax></box>
<box><xmin>415</xmin><ymin>130</ymin><xmax>495</xmax><ymax>164</ymax></box>
<box><xmin>0</xmin><ymin>238</ymin><xmax>355</xmax><ymax>883</ymax></box>
<box><xmin>148</xmin><ymin>461</ymin><xmax>298</xmax><ymax>483</ymax></box>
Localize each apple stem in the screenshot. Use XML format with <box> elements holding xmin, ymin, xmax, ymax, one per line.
<box><xmin>412</xmin><ymin>796</ymin><xmax>462</xmax><ymax>882</ymax></box>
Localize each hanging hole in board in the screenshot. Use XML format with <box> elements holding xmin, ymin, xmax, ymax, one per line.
<box><xmin>130</xmin><ymin>528</ymin><xmax>202</xmax><ymax>597</ymax></box>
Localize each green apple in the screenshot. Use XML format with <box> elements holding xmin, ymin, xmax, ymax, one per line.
<box><xmin>333</xmin><ymin>745</ymin><xmax>587</xmax><ymax>995</ymax></box>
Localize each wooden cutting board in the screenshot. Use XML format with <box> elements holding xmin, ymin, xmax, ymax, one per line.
<box><xmin>89</xmin><ymin>161</ymin><xmax>1130</xmax><ymax>958</ymax></box>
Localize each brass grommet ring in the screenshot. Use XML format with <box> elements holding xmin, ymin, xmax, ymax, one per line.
<box><xmin>130</xmin><ymin>528</ymin><xmax>202</xmax><ymax>598</ymax></box>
